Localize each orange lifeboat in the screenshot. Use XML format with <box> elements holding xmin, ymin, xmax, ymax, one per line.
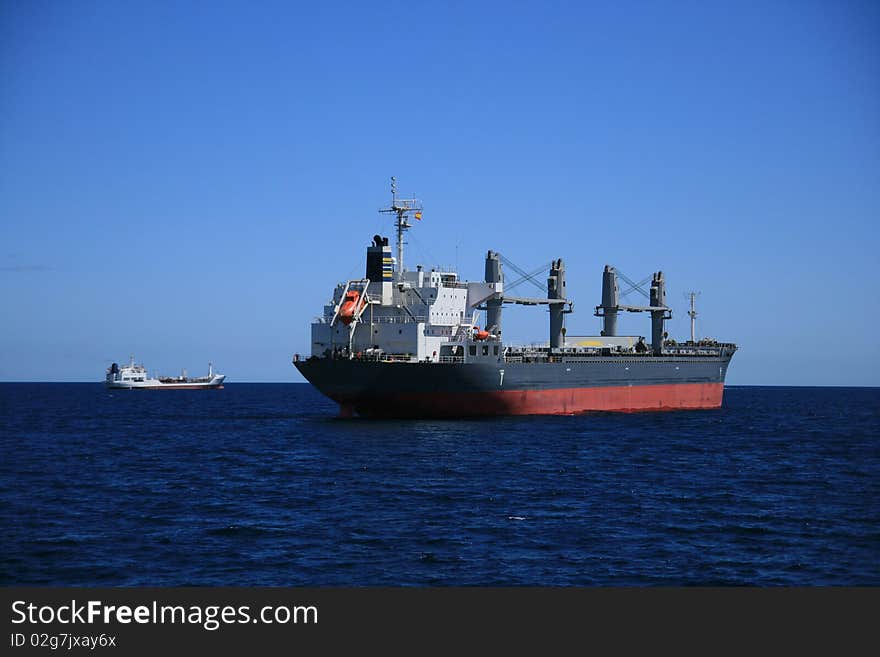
<box><xmin>339</xmin><ymin>290</ymin><xmax>362</xmax><ymax>325</ymax></box>
<box><xmin>473</xmin><ymin>327</ymin><xmax>490</xmax><ymax>341</ymax></box>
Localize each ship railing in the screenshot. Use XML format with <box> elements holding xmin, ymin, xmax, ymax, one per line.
<box><xmin>315</xmin><ymin>314</ymin><xmax>429</xmax><ymax>325</ymax></box>
<box><xmin>379</xmin><ymin>353</ymin><xmax>418</xmax><ymax>362</ymax></box>
<box><xmin>370</xmin><ymin>314</ymin><xmax>429</xmax><ymax>324</ymax></box>
<box><xmin>663</xmin><ymin>347</ymin><xmax>724</xmax><ymax>356</ymax></box>
<box><xmin>504</xmin><ymin>353</ymin><xmax>552</xmax><ymax>363</ymax></box>
<box><xmin>499</xmin><ymin>345</ymin><xmax>733</xmax><ymax>362</ymax></box>
<box><xmin>438</xmin><ymin>356</ymin><xmax>464</xmax><ymax>364</ymax></box>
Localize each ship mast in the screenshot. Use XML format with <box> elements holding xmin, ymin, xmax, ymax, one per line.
<box><xmin>686</xmin><ymin>291</ymin><xmax>700</xmax><ymax>343</ymax></box>
<box><xmin>379</xmin><ymin>176</ymin><xmax>422</xmax><ymax>280</ymax></box>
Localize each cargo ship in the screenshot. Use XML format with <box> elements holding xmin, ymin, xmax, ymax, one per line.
<box><xmin>293</xmin><ymin>178</ymin><xmax>736</xmax><ymax>417</ymax></box>
<box><xmin>105</xmin><ymin>356</ymin><xmax>225</xmax><ymax>389</ymax></box>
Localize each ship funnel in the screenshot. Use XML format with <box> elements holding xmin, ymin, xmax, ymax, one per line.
<box><xmin>548</xmin><ymin>259</ymin><xmax>566</xmax><ymax>349</ymax></box>
<box><xmin>650</xmin><ymin>271</ymin><xmax>667</xmax><ymax>355</ymax></box>
<box><xmin>599</xmin><ymin>265</ymin><xmax>619</xmax><ymax>336</ymax></box>
<box><xmin>485</xmin><ymin>251</ymin><xmax>503</xmax><ymax>335</ymax></box>
<box><xmin>365</xmin><ymin>234</ymin><xmax>393</xmax><ymax>305</ymax></box>
<box><xmin>366</xmin><ymin>235</ymin><xmax>393</xmax><ymax>282</ymax></box>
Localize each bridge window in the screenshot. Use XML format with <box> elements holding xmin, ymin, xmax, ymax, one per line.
<box><xmin>493</xmin><ymin>345</ymin><xmax>499</xmax><ymax>356</ymax></box>
<box><xmin>482</xmin><ymin>345</ymin><xmax>489</xmax><ymax>356</ymax></box>
<box><xmin>469</xmin><ymin>345</ymin><xmax>477</xmax><ymax>356</ymax></box>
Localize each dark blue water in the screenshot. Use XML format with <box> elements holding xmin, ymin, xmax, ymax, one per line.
<box><xmin>1</xmin><ymin>384</ymin><xmax>878</xmax><ymax>586</ymax></box>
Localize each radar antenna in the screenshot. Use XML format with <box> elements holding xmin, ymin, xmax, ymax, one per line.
<box><xmin>379</xmin><ymin>176</ymin><xmax>422</xmax><ymax>280</ymax></box>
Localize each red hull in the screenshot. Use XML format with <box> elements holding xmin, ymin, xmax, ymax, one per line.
<box><xmin>147</xmin><ymin>385</ymin><xmax>224</xmax><ymax>390</ymax></box>
<box><xmin>114</xmin><ymin>384</ymin><xmax>224</xmax><ymax>390</ymax></box>
<box><xmin>337</xmin><ymin>382</ymin><xmax>725</xmax><ymax>417</ymax></box>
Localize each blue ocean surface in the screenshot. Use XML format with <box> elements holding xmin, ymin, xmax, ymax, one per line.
<box><xmin>1</xmin><ymin>383</ymin><xmax>878</xmax><ymax>586</ymax></box>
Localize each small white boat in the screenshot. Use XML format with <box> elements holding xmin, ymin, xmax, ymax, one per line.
<box><xmin>105</xmin><ymin>355</ymin><xmax>225</xmax><ymax>389</ymax></box>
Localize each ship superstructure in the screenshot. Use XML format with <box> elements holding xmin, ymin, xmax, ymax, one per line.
<box><xmin>295</xmin><ymin>179</ymin><xmax>736</xmax><ymax>417</ymax></box>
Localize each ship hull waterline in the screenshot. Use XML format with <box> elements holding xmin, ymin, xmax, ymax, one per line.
<box><xmin>105</xmin><ymin>383</ymin><xmax>225</xmax><ymax>390</ymax></box>
<box><xmin>295</xmin><ymin>358</ymin><xmax>731</xmax><ymax>418</ymax></box>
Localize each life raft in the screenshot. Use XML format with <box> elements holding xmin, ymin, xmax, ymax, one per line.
<box><xmin>339</xmin><ymin>290</ymin><xmax>363</xmax><ymax>325</ymax></box>
<box><xmin>473</xmin><ymin>327</ymin><xmax>490</xmax><ymax>340</ymax></box>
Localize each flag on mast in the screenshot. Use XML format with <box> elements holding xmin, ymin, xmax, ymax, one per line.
<box><xmin>414</xmin><ymin>211</ymin><xmax>423</xmax><ymax>220</ymax></box>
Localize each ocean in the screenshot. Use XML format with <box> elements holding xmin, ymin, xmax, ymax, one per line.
<box><xmin>1</xmin><ymin>383</ymin><xmax>878</xmax><ymax>586</ymax></box>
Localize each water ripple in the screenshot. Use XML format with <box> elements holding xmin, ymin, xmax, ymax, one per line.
<box><xmin>0</xmin><ymin>383</ymin><xmax>878</xmax><ymax>585</ymax></box>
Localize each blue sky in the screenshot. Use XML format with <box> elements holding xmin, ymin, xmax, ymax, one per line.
<box><xmin>1</xmin><ymin>0</ymin><xmax>878</xmax><ymax>384</ymax></box>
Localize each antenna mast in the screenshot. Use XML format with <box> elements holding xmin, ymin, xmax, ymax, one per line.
<box><xmin>379</xmin><ymin>176</ymin><xmax>422</xmax><ymax>280</ymax></box>
<box><xmin>686</xmin><ymin>291</ymin><xmax>701</xmax><ymax>343</ymax></box>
